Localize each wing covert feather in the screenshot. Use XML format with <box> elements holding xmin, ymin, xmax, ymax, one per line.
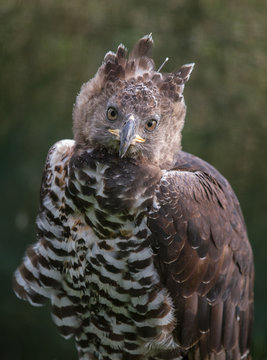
<box><xmin>148</xmin><ymin>152</ymin><xmax>254</xmax><ymax>359</ymax></box>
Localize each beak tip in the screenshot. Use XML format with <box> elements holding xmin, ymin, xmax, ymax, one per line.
<box><xmin>119</xmin><ymin>145</ymin><xmax>126</xmax><ymax>158</ymax></box>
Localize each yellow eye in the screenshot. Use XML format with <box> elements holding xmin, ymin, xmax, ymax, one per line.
<box><xmin>107</xmin><ymin>107</ymin><xmax>118</xmax><ymax>121</ymax></box>
<box><xmin>145</xmin><ymin>119</ymin><xmax>157</xmax><ymax>132</ymax></box>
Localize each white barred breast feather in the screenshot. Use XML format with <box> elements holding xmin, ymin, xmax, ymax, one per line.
<box><xmin>14</xmin><ymin>140</ymin><xmax>83</xmax><ymax>338</ymax></box>
<box><xmin>13</xmin><ymin>139</ymin><xmax>179</xmax><ymax>359</ymax></box>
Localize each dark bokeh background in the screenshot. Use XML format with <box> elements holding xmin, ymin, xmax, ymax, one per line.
<box><xmin>1</xmin><ymin>1</ymin><xmax>266</xmax><ymax>359</ymax></box>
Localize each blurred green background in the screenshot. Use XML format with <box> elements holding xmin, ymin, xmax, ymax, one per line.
<box><xmin>1</xmin><ymin>0</ymin><xmax>266</xmax><ymax>359</ymax></box>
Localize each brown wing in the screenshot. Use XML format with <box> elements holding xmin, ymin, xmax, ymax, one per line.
<box><xmin>148</xmin><ymin>151</ymin><xmax>254</xmax><ymax>360</ymax></box>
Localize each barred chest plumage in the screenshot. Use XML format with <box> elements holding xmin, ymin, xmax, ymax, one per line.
<box><xmin>38</xmin><ymin>146</ymin><xmax>178</xmax><ymax>360</ymax></box>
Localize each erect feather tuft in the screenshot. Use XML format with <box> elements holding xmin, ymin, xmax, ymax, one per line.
<box><xmin>99</xmin><ymin>35</ymin><xmax>155</xmax><ymax>83</ymax></box>
<box><xmin>176</xmin><ymin>63</ymin><xmax>195</xmax><ymax>83</ymax></box>
<box><xmin>129</xmin><ymin>33</ymin><xmax>154</xmax><ymax>60</ymax></box>
<box><xmin>116</xmin><ymin>44</ymin><xmax>127</xmax><ymax>59</ymax></box>
<box><xmin>103</xmin><ymin>51</ymin><xmax>116</xmax><ymax>64</ymax></box>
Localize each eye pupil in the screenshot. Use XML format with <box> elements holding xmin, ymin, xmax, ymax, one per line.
<box><xmin>107</xmin><ymin>107</ymin><xmax>118</xmax><ymax>121</ymax></box>
<box><xmin>145</xmin><ymin>119</ymin><xmax>157</xmax><ymax>132</ymax></box>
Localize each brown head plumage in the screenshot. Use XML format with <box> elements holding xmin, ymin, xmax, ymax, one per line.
<box><xmin>73</xmin><ymin>34</ymin><xmax>194</xmax><ymax>167</ymax></box>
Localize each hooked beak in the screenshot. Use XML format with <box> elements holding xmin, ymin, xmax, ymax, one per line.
<box><xmin>108</xmin><ymin>114</ymin><xmax>145</xmax><ymax>158</ymax></box>
<box><xmin>119</xmin><ymin>115</ymin><xmax>136</xmax><ymax>158</ymax></box>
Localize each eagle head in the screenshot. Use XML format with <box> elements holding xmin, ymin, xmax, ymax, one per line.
<box><xmin>73</xmin><ymin>34</ymin><xmax>194</xmax><ymax>167</ymax></box>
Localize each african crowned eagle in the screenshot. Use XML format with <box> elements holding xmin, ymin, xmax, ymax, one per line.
<box><xmin>14</xmin><ymin>34</ymin><xmax>254</xmax><ymax>360</ymax></box>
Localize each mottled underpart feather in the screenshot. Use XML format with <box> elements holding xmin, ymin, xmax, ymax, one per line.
<box><xmin>14</xmin><ymin>141</ymin><xmax>181</xmax><ymax>359</ymax></box>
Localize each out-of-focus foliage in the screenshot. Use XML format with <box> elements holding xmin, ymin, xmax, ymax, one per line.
<box><xmin>0</xmin><ymin>0</ymin><xmax>266</xmax><ymax>359</ymax></box>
